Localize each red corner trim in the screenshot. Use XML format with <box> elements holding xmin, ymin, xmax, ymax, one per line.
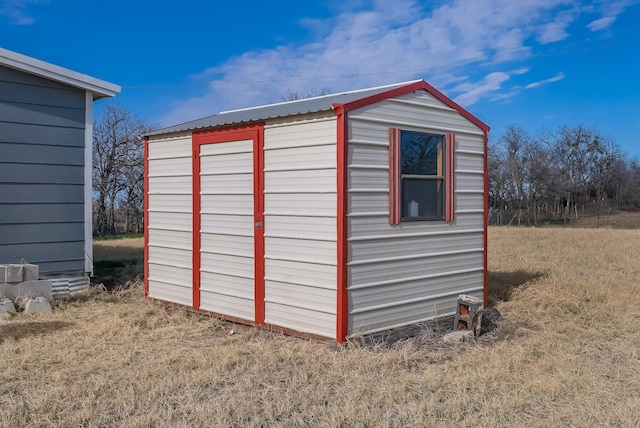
<box><xmin>192</xmin><ymin>136</ymin><xmax>201</xmax><ymax>310</ymax></box>
<box><xmin>191</xmin><ymin>124</ymin><xmax>265</xmax><ymax>322</ymax></box>
<box><xmin>143</xmin><ymin>136</ymin><xmax>149</xmax><ymax>298</ymax></box>
<box><xmin>483</xmin><ymin>129</ymin><xmax>489</xmax><ymax>307</ymax></box>
<box><xmin>388</xmin><ymin>128</ymin><xmax>401</xmax><ymax>225</ymax></box>
<box><xmin>335</xmin><ymin>107</ymin><xmax>349</xmax><ymax>343</ymax></box>
<box><xmin>445</xmin><ymin>133</ymin><xmax>455</xmax><ymax>222</ymax></box>
<box><xmin>333</xmin><ymin>80</ymin><xmax>489</xmax><ymax>134</ymax></box>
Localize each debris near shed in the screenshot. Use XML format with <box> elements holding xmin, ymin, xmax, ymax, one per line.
<box><xmin>477</xmin><ymin>306</ymin><xmax>503</xmax><ymax>336</ymax></box>
<box><xmin>354</xmin><ymin>303</ymin><xmax>504</xmax><ymax>348</ymax></box>
<box><xmin>442</xmin><ymin>330</ymin><xmax>475</xmax><ymax>344</ymax></box>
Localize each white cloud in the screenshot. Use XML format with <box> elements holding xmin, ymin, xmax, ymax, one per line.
<box><xmin>512</xmin><ymin>67</ymin><xmax>531</xmax><ymax>75</ymax></box>
<box><xmin>452</xmin><ymin>72</ymin><xmax>512</xmax><ymax>106</ymax></box>
<box><xmin>600</xmin><ymin>0</ymin><xmax>638</xmax><ymax>16</ymax></box>
<box><xmin>536</xmin><ymin>11</ymin><xmax>575</xmax><ymax>44</ymax></box>
<box><xmin>586</xmin><ymin>0</ymin><xmax>638</xmax><ymax>31</ymax></box>
<box><xmin>524</xmin><ymin>72</ymin><xmax>566</xmax><ymax>89</ymax></box>
<box><xmin>587</xmin><ymin>16</ymin><xmax>616</xmax><ymax>31</ymax></box>
<box><xmin>0</xmin><ymin>0</ymin><xmax>47</xmax><ymax>25</ymax></box>
<box><xmin>159</xmin><ymin>0</ymin><xmax>633</xmax><ymax>126</ymax></box>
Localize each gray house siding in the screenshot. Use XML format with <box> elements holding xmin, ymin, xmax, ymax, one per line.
<box><xmin>0</xmin><ymin>65</ymin><xmax>87</xmax><ymax>274</ymax></box>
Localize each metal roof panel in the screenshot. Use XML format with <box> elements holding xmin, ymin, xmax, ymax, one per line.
<box><xmin>148</xmin><ymin>80</ymin><xmax>421</xmax><ymax>136</ymax></box>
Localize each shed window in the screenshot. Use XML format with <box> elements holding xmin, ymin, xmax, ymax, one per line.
<box><xmin>389</xmin><ymin>129</ymin><xmax>454</xmax><ymax>224</ymax></box>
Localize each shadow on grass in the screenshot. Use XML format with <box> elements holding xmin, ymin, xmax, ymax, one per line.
<box><xmin>92</xmin><ymin>259</ymin><xmax>143</xmax><ymax>291</ymax></box>
<box><xmin>488</xmin><ymin>270</ymin><xmax>545</xmax><ymax>306</ymax></box>
<box><xmin>0</xmin><ymin>321</ymin><xmax>74</xmax><ymax>343</ymax></box>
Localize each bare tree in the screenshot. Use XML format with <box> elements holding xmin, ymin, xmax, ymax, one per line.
<box><xmin>280</xmin><ymin>88</ymin><xmax>330</xmax><ymax>101</ymax></box>
<box><xmin>488</xmin><ymin>123</ymin><xmax>637</xmax><ymax>226</ymax></box>
<box><xmin>502</xmin><ymin>125</ymin><xmax>529</xmax><ymax>225</ymax></box>
<box><xmin>613</xmin><ymin>158</ymin><xmax>640</xmax><ymax>210</ymax></box>
<box><xmin>93</xmin><ymin>104</ymin><xmax>154</xmax><ymax>235</ymax></box>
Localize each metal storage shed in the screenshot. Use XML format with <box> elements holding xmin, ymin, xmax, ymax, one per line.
<box><xmin>0</xmin><ymin>48</ymin><xmax>120</xmax><ymax>295</ymax></box>
<box><xmin>144</xmin><ymin>79</ymin><xmax>488</xmax><ymax>342</ymax></box>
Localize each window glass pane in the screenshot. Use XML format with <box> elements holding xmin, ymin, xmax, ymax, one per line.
<box><xmin>401</xmin><ymin>131</ymin><xmax>444</xmax><ymax>175</ymax></box>
<box><xmin>401</xmin><ymin>178</ymin><xmax>444</xmax><ymax>219</ymax></box>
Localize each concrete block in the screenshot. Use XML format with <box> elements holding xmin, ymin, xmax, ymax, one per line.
<box><xmin>3</xmin><ymin>264</ymin><xmax>24</xmax><ymax>283</ymax></box>
<box><xmin>24</xmin><ymin>297</ymin><xmax>52</xmax><ymax>314</ymax></box>
<box><xmin>0</xmin><ymin>298</ymin><xmax>16</xmax><ymax>314</ymax></box>
<box><xmin>0</xmin><ymin>264</ymin><xmax>39</xmax><ymax>282</ymax></box>
<box><xmin>17</xmin><ymin>280</ymin><xmax>52</xmax><ymax>301</ymax></box>
<box><xmin>453</xmin><ymin>294</ymin><xmax>484</xmax><ymax>332</ymax></box>
<box><xmin>0</xmin><ymin>280</ymin><xmax>52</xmax><ymax>301</ymax></box>
<box><xmin>0</xmin><ymin>283</ymin><xmax>19</xmax><ymax>301</ymax></box>
<box><xmin>443</xmin><ymin>330</ymin><xmax>475</xmax><ymax>345</ymax></box>
<box><xmin>23</xmin><ymin>264</ymin><xmax>39</xmax><ymax>281</ymax></box>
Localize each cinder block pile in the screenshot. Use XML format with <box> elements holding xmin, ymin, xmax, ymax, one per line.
<box><xmin>0</xmin><ymin>264</ymin><xmax>52</xmax><ymax>314</ymax></box>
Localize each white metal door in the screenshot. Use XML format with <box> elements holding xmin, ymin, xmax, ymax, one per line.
<box><xmin>198</xmin><ymin>139</ymin><xmax>255</xmax><ymax>319</ymax></box>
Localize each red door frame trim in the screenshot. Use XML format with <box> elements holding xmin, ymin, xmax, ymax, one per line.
<box><xmin>191</xmin><ymin>124</ymin><xmax>265</xmax><ymax>323</ymax></box>
<box><xmin>335</xmin><ymin>107</ymin><xmax>349</xmax><ymax>343</ymax></box>
<box><xmin>143</xmin><ymin>136</ymin><xmax>150</xmax><ymax>298</ymax></box>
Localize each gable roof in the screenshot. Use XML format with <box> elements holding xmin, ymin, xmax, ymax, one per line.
<box><xmin>148</xmin><ymin>79</ymin><xmax>488</xmax><ymax>137</ymax></box>
<box><xmin>0</xmin><ymin>47</ymin><xmax>121</xmax><ymax>100</ymax></box>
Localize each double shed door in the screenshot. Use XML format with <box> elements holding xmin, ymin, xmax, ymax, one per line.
<box><xmin>192</xmin><ymin>128</ymin><xmax>264</xmax><ymax>323</ymax></box>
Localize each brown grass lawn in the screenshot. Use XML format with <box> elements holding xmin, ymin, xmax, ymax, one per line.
<box><xmin>2</xmin><ymin>228</ymin><xmax>640</xmax><ymax>426</ymax></box>
<box><xmin>93</xmin><ymin>237</ymin><xmax>144</xmax><ymax>261</ymax></box>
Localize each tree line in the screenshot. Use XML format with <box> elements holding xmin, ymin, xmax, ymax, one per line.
<box><xmin>489</xmin><ymin>124</ymin><xmax>640</xmax><ymax>226</ymax></box>
<box><xmin>92</xmin><ymin>103</ymin><xmax>639</xmax><ymax>235</ymax></box>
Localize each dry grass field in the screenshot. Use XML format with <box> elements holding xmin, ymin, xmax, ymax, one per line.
<box><xmin>569</xmin><ymin>209</ymin><xmax>640</xmax><ymax>229</ymax></box>
<box><xmin>2</xmin><ymin>227</ymin><xmax>640</xmax><ymax>426</ymax></box>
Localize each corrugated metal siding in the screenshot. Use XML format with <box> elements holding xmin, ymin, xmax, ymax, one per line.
<box><xmin>346</xmin><ymin>90</ymin><xmax>485</xmax><ymax>336</ymax></box>
<box><xmin>198</xmin><ymin>140</ymin><xmax>255</xmax><ymax>319</ymax></box>
<box><xmin>0</xmin><ymin>65</ymin><xmax>87</xmax><ymax>274</ymax></box>
<box><xmin>263</xmin><ymin>115</ymin><xmax>337</xmax><ymax>338</ymax></box>
<box><xmin>147</xmin><ymin>133</ymin><xmax>193</xmax><ymax>306</ymax></box>
<box><xmin>42</xmin><ymin>271</ymin><xmax>90</xmax><ymax>296</ymax></box>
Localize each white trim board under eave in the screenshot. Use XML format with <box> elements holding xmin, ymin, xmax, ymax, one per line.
<box><xmin>84</xmin><ymin>92</ymin><xmax>94</xmax><ymax>275</ymax></box>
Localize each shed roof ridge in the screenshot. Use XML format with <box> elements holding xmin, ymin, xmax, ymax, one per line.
<box><xmin>219</xmin><ymin>79</ymin><xmax>422</xmax><ymax>114</ymax></box>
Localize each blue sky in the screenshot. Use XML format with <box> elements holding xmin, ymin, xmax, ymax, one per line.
<box><xmin>2</xmin><ymin>0</ymin><xmax>639</xmax><ymax>157</ymax></box>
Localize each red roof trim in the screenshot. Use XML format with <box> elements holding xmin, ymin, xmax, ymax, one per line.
<box><xmin>332</xmin><ymin>80</ymin><xmax>489</xmax><ymax>133</ymax></box>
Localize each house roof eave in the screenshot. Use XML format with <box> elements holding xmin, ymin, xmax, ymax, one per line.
<box><xmin>0</xmin><ymin>47</ymin><xmax>121</xmax><ymax>99</ymax></box>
